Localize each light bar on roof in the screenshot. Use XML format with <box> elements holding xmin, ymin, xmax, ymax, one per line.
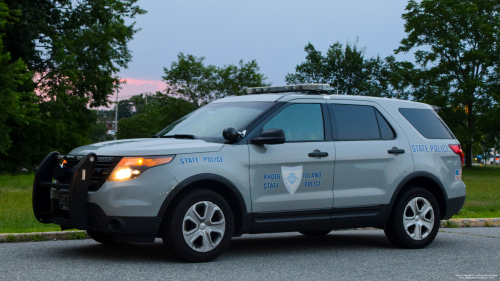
<box><xmin>246</xmin><ymin>84</ymin><xmax>330</xmax><ymax>94</ymax></box>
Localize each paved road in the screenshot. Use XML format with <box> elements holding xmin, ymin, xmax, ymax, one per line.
<box><xmin>1</xmin><ymin>228</ymin><xmax>499</xmax><ymax>280</ymax></box>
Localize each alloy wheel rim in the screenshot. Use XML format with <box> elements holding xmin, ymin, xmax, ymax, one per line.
<box><xmin>403</xmin><ymin>197</ymin><xmax>434</xmax><ymax>240</ymax></box>
<box><xmin>183</xmin><ymin>201</ymin><xmax>226</xmax><ymax>252</ymax></box>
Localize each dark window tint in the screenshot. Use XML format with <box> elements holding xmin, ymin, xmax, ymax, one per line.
<box><xmin>375</xmin><ymin>110</ymin><xmax>395</xmax><ymax>140</ymax></box>
<box><xmin>399</xmin><ymin>108</ymin><xmax>453</xmax><ymax>139</ymax></box>
<box><xmin>264</xmin><ymin>104</ymin><xmax>324</xmax><ymax>141</ymax></box>
<box><xmin>331</xmin><ymin>104</ymin><xmax>380</xmax><ymax>140</ymax></box>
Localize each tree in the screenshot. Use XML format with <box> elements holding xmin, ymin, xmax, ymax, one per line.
<box><xmin>396</xmin><ymin>0</ymin><xmax>500</xmax><ymax>167</ymax></box>
<box><xmin>286</xmin><ymin>40</ymin><xmax>397</xmax><ymax>97</ymax></box>
<box><xmin>162</xmin><ymin>53</ymin><xmax>268</xmax><ymax>106</ymax></box>
<box><xmin>212</xmin><ymin>60</ymin><xmax>268</xmax><ymax>100</ymax></box>
<box><xmin>115</xmin><ymin>99</ymin><xmax>134</xmax><ymax>120</ymax></box>
<box><xmin>0</xmin><ymin>2</ymin><xmax>36</xmax><ymax>155</ymax></box>
<box><xmin>117</xmin><ymin>93</ymin><xmax>197</xmax><ymax>139</ymax></box>
<box><xmin>129</xmin><ymin>92</ymin><xmax>157</xmax><ymax>114</ymax></box>
<box><xmin>0</xmin><ymin>0</ymin><xmax>145</xmax><ymax>172</ymax></box>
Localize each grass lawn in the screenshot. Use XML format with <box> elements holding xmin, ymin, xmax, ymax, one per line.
<box><xmin>0</xmin><ymin>167</ymin><xmax>499</xmax><ymax>233</ymax></box>
<box><xmin>453</xmin><ymin>165</ymin><xmax>500</xmax><ymax>218</ymax></box>
<box><xmin>0</xmin><ymin>174</ymin><xmax>62</xmax><ymax>233</ymax></box>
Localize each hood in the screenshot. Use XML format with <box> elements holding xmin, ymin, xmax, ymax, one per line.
<box><xmin>69</xmin><ymin>138</ymin><xmax>224</xmax><ymax>156</ymax></box>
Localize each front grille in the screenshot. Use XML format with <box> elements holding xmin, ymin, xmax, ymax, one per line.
<box><xmin>56</xmin><ymin>155</ymin><xmax>122</xmax><ymax>191</ymax></box>
<box><xmin>90</xmin><ymin>156</ymin><xmax>122</xmax><ymax>191</ymax></box>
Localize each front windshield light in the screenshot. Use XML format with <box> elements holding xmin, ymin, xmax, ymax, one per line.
<box><xmin>108</xmin><ymin>156</ymin><xmax>175</xmax><ymax>181</ymax></box>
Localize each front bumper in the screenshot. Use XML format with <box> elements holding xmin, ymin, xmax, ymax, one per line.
<box><xmin>33</xmin><ymin>152</ymin><xmax>164</xmax><ymax>242</ymax></box>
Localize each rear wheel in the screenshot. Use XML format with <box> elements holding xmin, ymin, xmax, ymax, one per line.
<box><xmin>385</xmin><ymin>187</ymin><xmax>441</xmax><ymax>249</ymax></box>
<box><xmin>299</xmin><ymin>230</ymin><xmax>331</xmax><ymax>236</ymax></box>
<box><xmin>162</xmin><ymin>189</ymin><xmax>234</xmax><ymax>263</ymax></box>
<box><xmin>86</xmin><ymin>230</ymin><xmax>128</xmax><ymax>245</ymax></box>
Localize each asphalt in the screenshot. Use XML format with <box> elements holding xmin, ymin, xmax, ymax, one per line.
<box><xmin>0</xmin><ymin>228</ymin><xmax>499</xmax><ymax>281</ymax></box>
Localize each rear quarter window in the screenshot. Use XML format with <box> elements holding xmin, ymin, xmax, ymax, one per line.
<box><xmin>399</xmin><ymin>108</ymin><xmax>454</xmax><ymax>139</ymax></box>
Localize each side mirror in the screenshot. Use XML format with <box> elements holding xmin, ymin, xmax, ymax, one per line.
<box><xmin>251</xmin><ymin>129</ymin><xmax>286</xmax><ymax>145</ymax></box>
<box><xmin>223</xmin><ymin>127</ymin><xmax>239</xmax><ymax>143</ymax></box>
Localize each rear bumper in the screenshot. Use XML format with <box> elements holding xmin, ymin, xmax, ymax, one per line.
<box><xmin>443</xmin><ymin>195</ymin><xmax>466</xmax><ymax>220</ymax></box>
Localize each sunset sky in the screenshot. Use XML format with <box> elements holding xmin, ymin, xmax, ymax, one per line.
<box><xmin>111</xmin><ymin>0</ymin><xmax>412</xmax><ymax>107</ymax></box>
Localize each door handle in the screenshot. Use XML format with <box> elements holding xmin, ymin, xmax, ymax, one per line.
<box><xmin>388</xmin><ymin>147</ymin><xmax>405</xmax><ymax>154</ymax></box>
<box><xmin>308</xmin><ymin>150</ymin><xmax>329</xmax><ymax>158</ymax></box>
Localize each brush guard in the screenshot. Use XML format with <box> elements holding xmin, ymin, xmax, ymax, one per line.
<box><xmin>33</xmin><ymin>152</ymin><xmax>97</xmax><ymax>230</ymax></box>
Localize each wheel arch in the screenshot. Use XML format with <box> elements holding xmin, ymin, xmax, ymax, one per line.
<box><xmin>157</xmin><ymin>173</ymin><xmax>250</xmax><ymax>236</ymax></box>
<box><xmin>385</xmin><ymin>172</ymin><xmax>449</xmax><ymax>222</ymax></box>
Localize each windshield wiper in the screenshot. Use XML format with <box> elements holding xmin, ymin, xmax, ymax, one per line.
<box><xmin>160</xmin><ymin>134</ymin><xmax>198</xmax><ymax>140</ymax></box>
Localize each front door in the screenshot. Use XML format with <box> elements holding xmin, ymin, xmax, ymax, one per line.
<box><xmin>248</xmin><ymin>101</ymin><xmax>335</xmax><ymax>213</ymax></box>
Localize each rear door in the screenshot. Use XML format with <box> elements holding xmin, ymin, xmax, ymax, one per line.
<box><xmin>327</xmin><ymin>101</ymin><xmax>414</xmax><ymax>208</ymax></box>
<box><xmin>248</xmin><ymin>100</ymin><xmax>335</xmax><ymax>213</ymax></box>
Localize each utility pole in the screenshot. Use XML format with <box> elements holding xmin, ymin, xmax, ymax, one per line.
<box><xmin>145</xmin><ymin>92</ymin><xmax>148</xmax><ymax>105</ymax></box>
<box><xmin>114</xmin><ymin>91</ymin><xmax>118</xmax><ymax>140</ymax></box>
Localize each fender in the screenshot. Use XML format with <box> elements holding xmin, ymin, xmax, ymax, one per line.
<box><xmin>157</xmin><ymin>173</ymin><xmax>248</xmax><ymax>217</ymax></box>
<box><xmin>384</xmin><ymin>171</ymin><xmax>449</xmax><ymax>221</ymax></box>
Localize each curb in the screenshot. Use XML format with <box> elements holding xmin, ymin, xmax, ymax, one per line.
<box><xmin>440</xmin><ymin>218</ymin><xmax>500</xmax><ymax>228</ymax></box>
<box><xmin>1</xmin><ymin>218</ymin><xmax>498</xmax><ymax>243</ymax></box>
<box><xmin>0</xmin><ymin>231</ymin><xmax>88</xmax><ymax>243</ymax></box>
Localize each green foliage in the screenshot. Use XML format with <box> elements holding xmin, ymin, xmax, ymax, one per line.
<box><xmin>395</xmin><ymin>0</ymin><xmax>500</xmax><ymax>167</ymax></box>
<box><xmin>115</xmin><ymin>99</ymin><xmax>135</xmax><ymax>119</ymax></box>
<box><xmin>0</xmin><ymin>2</ymin><xmax>37</xmax><ymax>155</ymax></box>
<box><xmin>0</xmin><ymin>0</ymin><xmax>145</xmax><ymax>172</ymax></box>
<box><xmin>117</xmin><ymin>93</ymin><xmax>198</xmax><ymax>139</ymax></box>
<box><xmin>163</xmin><ymin>53</ymin><xmax>268</xmax><ymax>106</ymax></box>
<box><xmin>129</xmin><ymin>92</ymin><xmax>157</xmax><ymax>114</ymax></box>
<box><xmin>89</xmin><ymin>115</ymin><xmax>112</xmax><ymax>143</ymax></box>
<box><xmin>286</xmin><ymin>40</ymin><xmax>398</xmax><ymax>97</ymax></box>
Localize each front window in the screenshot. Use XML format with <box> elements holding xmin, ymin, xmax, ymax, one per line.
<box><xmin>157</xmin><ymin>102</ymin><xmax>274</xmax><ymax>143</ymax></box>
<box><xmin>263</xmin><ymin>103</ymin><xmax>324</xmax><ymax>142</ymax></box>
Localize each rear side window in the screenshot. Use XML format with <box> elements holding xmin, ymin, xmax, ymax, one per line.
<box><xmin>375</xmin><ymin>110</ymin><xmax>395</xmax><ymax>140</ymax></box>
<box><xmin>330</xmin><ymin>104</ymin><xmax>396</xmax><ymax>141</ymax></box>
<box><xmin>399</xmin><ymin>108</ymin><xmax>453</xmax><ymax>139</ymax></box>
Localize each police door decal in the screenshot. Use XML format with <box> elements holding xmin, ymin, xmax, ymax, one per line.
<box><xmin>281</xmin><ymin>165</ymin><xmax>303</xmax><ymax>195</ymax></box>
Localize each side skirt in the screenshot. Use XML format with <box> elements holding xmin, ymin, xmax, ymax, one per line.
<box><xmin>251</xmin><ymin>205</ymin><xmax>388</xmax><ymax>234</ymax></box>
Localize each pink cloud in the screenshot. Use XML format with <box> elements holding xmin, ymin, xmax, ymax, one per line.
<box><xmin>117</xmin><ymin>78</ymin><xmax>165</xmax><ymax>97</ymax></box>
<box><xmin>98</xmin><ymin>78</ymin><xmax>166</xmax><ymax>109</ymax></box>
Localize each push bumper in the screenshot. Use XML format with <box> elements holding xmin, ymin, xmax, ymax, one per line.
<box><xmin>33</xmin><ymin>152</ymin><xmax>162</xmax><ymax>242</ymax></box>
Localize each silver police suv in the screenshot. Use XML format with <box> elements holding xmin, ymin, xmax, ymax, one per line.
<box><xmin>33</xmin><ymin>84</ymin><xmax>466</xmax><ymax>262</ymax></box>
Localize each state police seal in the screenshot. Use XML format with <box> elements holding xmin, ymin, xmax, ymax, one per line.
<box><xmin>281</xmin><ymin>165</ymin><xmax>303</xmax><ymax>195</ymax></box>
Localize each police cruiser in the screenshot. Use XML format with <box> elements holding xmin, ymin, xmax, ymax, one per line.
<box><xmin>33</xmin><ymin>84</ymin><xmax>466</xmax><ymax>262</ymax></box>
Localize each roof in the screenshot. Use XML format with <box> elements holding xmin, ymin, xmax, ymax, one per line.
<box><xmin>211</xmin><ymin>93</ymin><xmax>432</xmax><ymax>109</ymax></box>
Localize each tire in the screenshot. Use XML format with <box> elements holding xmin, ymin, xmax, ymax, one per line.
<box><xmin>162</xmin><ymin>189</ymin><xmax>234</xmax><ymax>263</ymax></box>
<box><xmin>299</xmin><ymin>230</ymin><xmax>331</xmax><ymax>236</ymax></box>
<box><xmin>86</xmin><ymin>230</ymin><xmax>128</xmax><ymax>245</ymax></box>
<box><xmin>384</xmin><ymin>187</ymin><xmax>441</xmax><ymax>249</ymax></box>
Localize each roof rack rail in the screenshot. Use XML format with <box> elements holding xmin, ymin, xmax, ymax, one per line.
<box><xmin>246</xmin><ymin>84</ymin><xmax>331</xmax><ymax>94</ymax></box>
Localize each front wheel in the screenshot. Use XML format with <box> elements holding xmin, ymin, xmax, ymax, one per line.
<box><xmin>162</xmin><ymin>189</ymin><xmax>234</xmax><ymax>263</ymax></box>
<box><xmin>385</xmin><ymin>187</ymin><xmax>441</xmax><ymax>249</ymax></box>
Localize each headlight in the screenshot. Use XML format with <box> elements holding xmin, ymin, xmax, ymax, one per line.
<box><xmin>108</xmin><ymin>156</ymin><xmax>174</xmax><ymax>181</ymax></box>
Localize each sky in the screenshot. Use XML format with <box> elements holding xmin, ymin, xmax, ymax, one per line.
<box><xmin>112</xmin><ymin>0</ymin><xmax>413</xmax><ymax>106</ymax></box>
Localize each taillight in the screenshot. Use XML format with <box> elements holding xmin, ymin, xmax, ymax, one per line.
<box><xmin>449</xmin><ymin>144</ymin><xmax>464</xmax><ymax>166</ymax></box>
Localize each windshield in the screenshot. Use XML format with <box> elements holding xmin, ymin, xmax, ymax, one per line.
<box><xmin>157</xmin><ymin>102</ymin><xmax>274</xmax><ymax>142</ymax></box>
